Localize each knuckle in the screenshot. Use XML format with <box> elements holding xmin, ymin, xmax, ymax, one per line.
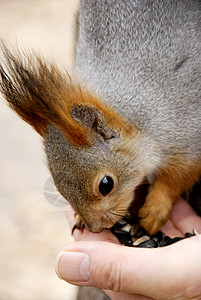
<box><xmin>101</xmin><ymin>258</ymin><xmax>123</xmax><ymax>292</ymax></box>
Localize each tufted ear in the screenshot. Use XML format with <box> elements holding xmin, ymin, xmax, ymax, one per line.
<box><xmin>0</xmin><ymin>46</ymin><xmax>91</xmax><ymax>145</ymax></box>
<box><xmin>71</xmin><ymin>104</ymin><xmax>116</xmax><ymax>141</ymax></box>
<box><xmin>0</xmin><ymin>45</ymin><xmax>134</xmax><ymax>147</ymax></box>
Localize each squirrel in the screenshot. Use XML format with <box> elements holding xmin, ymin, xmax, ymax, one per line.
<box><xmin>0</xmin><ymin>0</ymin><xmax>201</xmax><ymax>236</ymax></box>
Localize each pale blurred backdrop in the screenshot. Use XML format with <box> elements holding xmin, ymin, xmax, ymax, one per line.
<box><xmin>0</xmin><ymin>1</ymin><xmax>80</xmax><ymax>299</ymax></box>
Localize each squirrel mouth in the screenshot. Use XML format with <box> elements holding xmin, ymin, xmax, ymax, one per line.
<box><xmin>127</xmin><ymin>178</ymin><xmax>150</xmax><ymax>223</ymax></box>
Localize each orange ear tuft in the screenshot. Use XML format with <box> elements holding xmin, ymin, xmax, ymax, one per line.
<box><xmin>0</xmin><ymin>46</ymin><xmax>135</xmax><ymax>147</ymax></box>
<box><xmin>0</xmin><ymin>47</ymin><xmax>90</xmax><ymax>145</ymax></box>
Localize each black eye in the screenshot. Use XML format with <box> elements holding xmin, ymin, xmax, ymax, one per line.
<box><xmin>99</xmin><ymin>176</ymin><xmax>114</xmax><ymax>196</ymax></box>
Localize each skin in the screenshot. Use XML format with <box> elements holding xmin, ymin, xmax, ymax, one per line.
<box><xmin>55</xmin><ymin>198</ymin><xmax>201</xmax><ymax>300</ymax></box>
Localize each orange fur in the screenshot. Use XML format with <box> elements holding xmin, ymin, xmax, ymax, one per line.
<box><xmin>139</xmin><ymin>156</ymin><xmax>201</xmax><ymax>234</ymax></box>
<box><xmin>53</xmin><ymin>81</ymin><xmax>135</xmax><ymax>146</ymax></box>
<box><xmin>0</xmin><ymin>49</ymin><xmax>134</xmax><ymax>147</ymax></box>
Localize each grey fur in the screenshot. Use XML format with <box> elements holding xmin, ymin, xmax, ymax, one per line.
<box><xmin>75</xmin><ymin>0</ymin><xmax>201</xmax><ymax>159</ymax></box>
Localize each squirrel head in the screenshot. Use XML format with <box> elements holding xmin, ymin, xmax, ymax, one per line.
<box><xmin>0</xmin><ymin>47</ymin><xmax>159</xmax><ymax>232</ymax></box>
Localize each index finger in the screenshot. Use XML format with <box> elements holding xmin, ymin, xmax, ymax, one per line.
<box><xmin>170</xmin><ymin>198</ymin><xmax>201</xmax><ymax>234</ymax></box>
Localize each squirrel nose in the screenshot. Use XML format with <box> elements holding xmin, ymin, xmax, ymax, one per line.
<box><xmin>84</xmin><ymin>213</ymin><xmax>118</xmax><ymax>233</ymax></box>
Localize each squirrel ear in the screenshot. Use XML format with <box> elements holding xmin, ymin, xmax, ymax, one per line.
<box><xmin>71</xmin><ymin>104</ymin><xmax>116</xmax><ymax>141</ymax></box>
<box><xmin>0</xmin><ymin>46</ymin><xmax>134</xmax><ymax>147</ymax></box>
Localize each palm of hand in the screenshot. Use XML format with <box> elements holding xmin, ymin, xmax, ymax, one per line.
<box><xmin>66</xmin><ymin>198</ymin><xmax>201</xmax><ymax>300</ymax></box>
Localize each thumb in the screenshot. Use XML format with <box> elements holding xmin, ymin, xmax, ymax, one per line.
<box><xmin>55</xmin><ymin>238</ymin><xmax>201</xmax><ymax>299</ymax></box>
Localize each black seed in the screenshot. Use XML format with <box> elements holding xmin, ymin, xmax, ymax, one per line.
<box><xmin>134</xmin><ymin>239</ymin><xmax>158</xmax><ymax>248</ymax></box>
<box><xmin>99</xmin><ymin>176</ymin><xmax>114</xmax><ymax>196</ymax></box>
<box><xmin>111</xmin><ymin>220</ymin><xmax>126</xmax><ymax>231</ymax></box>
<box><xmin>130</xmin><ymin>224</ymin><xmax>140</xmax><ymax>237</ymax></box>
<box><xmin>110</xmin><ymin>218</ymin><xmax>197</xmax><ymax>248</ymax></box>
<box><xmin>171</xmin><ymin>237</ymin><xmax>184</xmax><ymax>243</ymax></box>
<box><xmin>158</xmin><ymin>236</ymin><xmax>174</xmax><ymax>247</ymax></box>
<box><xmin>185</xmin><ymin>232</ymin><xmax>195</xmax><ymax>238</ymax></box>
<box><xmin>152</xmin><ymin>231</ymin><xmax>166</xmax><ymax>244</ymax></box>
<box><xmin>110</xmin><ymin>228</ymin><xmax>133</xmax><ymax>246</ymax></box>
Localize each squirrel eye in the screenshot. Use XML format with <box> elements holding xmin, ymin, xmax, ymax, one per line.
<box><xmin>99</xmin><ymin>176</ymin><xmax>114</xmax><ymax>196</ymax></box>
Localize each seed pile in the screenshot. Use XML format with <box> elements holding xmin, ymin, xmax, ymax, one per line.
<box><xmin>110</xmin><ymin>216</ymin><xmax>197</xmax><ymax>248</ymax></box>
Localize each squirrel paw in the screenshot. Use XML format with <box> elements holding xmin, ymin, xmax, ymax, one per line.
<box><xmin>138</xmin><ymin>190</ymin><xmax>172</xmax><ymax>235</ymax></box>
<box><xmin>72</xmin><ymin>213</ymin><xmax>85</xmax><ymax>235</ymax></box>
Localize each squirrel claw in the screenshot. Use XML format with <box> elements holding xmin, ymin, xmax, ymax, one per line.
<box><xmin>71</xmin><ymin>224</ymin><xmax>77</xmax><ymax>235</ymax></box>
<box><xmin>71</xmin><ymin>213</ymin><xmax>85</xmax><ymax>235</ymax></box>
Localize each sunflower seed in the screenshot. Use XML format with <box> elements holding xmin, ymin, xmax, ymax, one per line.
<box><xmin>158</xmin><ymin>236</ymin><xmax>174</xmax><ymax>247</ymax></box>
<box><xmin>133</xmin><ymin>235</ymin><xmax>150</xmax><ymax>246</ymax></box>
<box><xmin>130</xmin><ymin>224</ymin><xmax>140</xmax><ymax>237</ymax></box>
<box><xmin>121</xmin><ymin>224</ymin><xmax>132</xmax><ymax>233</ymax></box>
<box><xmin>134</xmin><ymin>239</ymin><xmax>158</xmax><ymax>248</ymax></box>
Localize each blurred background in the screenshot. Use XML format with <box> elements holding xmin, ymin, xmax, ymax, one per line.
<box><xmin>0</xmin><ymin>0</ymin><xmax>79</xmax><ymax>299</ymax></box>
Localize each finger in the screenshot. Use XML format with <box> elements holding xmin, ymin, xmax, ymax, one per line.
<box><xmin>161</xmin><ymin>220</ymin><xmax>183</xmax><ymax>238</ymax></box>
<box><xmin>65</xmin><ymin>205</ymin><xmax>119</xmax><ymax>243</ymax></box>
<box><xmin>65</xmin><ymin>207</ymin><xmax>135</xmax><ymax>299</ymax></box>
<box><xmin>106</xmin><ymin>290</ymin><xmax>152</xmax><ymax>300</ymax></box>
<box><xmin>171</xmin><ymin>198</ymin><xmax>201</xmax><ymax>234</ymax></box>
<box><xmin>55</xmin><ymin>236</ymin><xmax>201</xmax><ymax>299</ymax></box>
<box><xmin>73</xmin><ymin>227</ymin><xmax>119</xmax><ymax>244</ymax></box>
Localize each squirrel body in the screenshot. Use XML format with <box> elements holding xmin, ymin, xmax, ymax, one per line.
<box><xmin>75</xmin><ymin>0</ymin><xmax>201</xmax><ymax>159</ymax></box>
<box><xmin>1</xmin><ymin>0</ymin><xmax>201</xmax><ymax>234</ymax></box>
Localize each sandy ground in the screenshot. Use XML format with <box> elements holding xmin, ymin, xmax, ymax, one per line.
<box><xmin>0</xmin><ymin>1</ymin><xmax>80</xmax><ymax>299</ymax></box>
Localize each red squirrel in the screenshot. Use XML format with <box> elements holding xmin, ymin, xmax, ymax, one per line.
<box><xmin>1</xmin><ymin>0</ymin><xmax>201</xmax><ymax>235</ymax></box>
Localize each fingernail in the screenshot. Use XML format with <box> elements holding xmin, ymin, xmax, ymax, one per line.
<box><xmin>55</xmin><ymin>251</ymin><xmax>89</xmax><ymax>282</ymax></box>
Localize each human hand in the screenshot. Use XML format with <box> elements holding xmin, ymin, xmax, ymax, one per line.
<box><xmin>55</xmin><ymin>198</ymin><xmax>201</xmax><ymax>300</ymax></box>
